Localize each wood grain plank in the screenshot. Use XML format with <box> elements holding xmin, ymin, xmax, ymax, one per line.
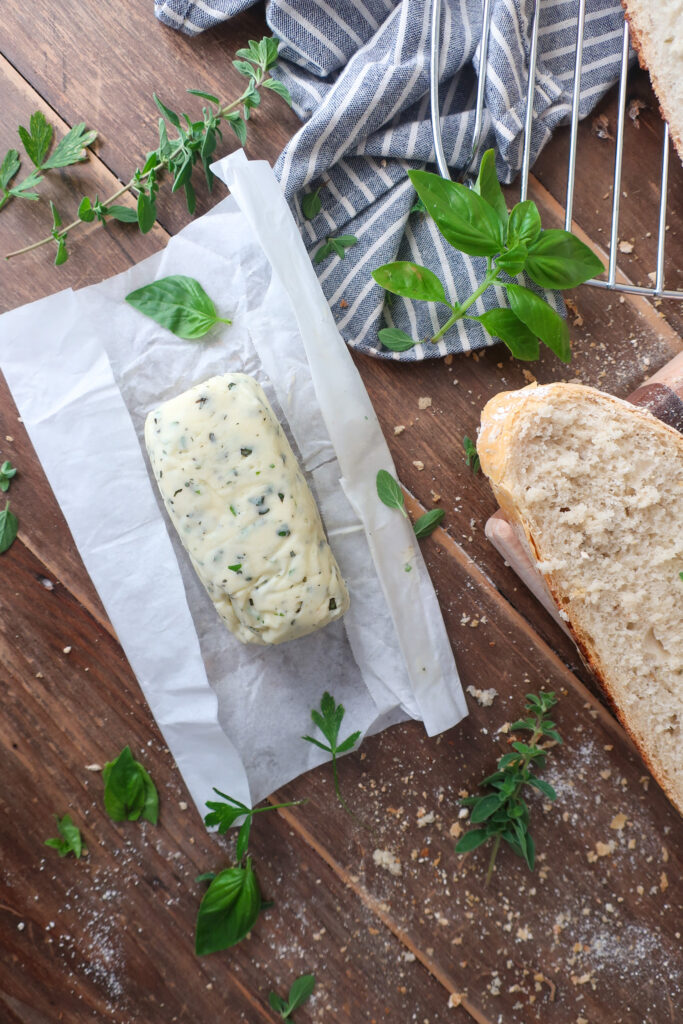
<box><xmin>271</xmin><ymin>526</ymin><xmax>683</xmax><ymax>1024</ymax></box>
<box><xmin>0</xmin><ymin>4</ymin><xmax>300</xmax><ymax>241</ymax></box>
<box><xmin>0</xmin><ymin>539</ymin><xmax>471</xmax><ymax>1024</ymax></box>
<box><xmin>0</xmin><ymin>56</ymin><xmax>168</xmax><ymax>312</ymax></box>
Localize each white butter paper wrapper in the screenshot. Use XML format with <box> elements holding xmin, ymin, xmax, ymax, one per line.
<box><xmin>0</xmin><ymin>153</ymin><xmax>466</xmax><ymax>813</ymax></box>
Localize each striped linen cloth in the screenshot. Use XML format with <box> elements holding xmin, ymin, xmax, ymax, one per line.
<box><xmin>155</xmin><ymin>0</ymin><xmax>627</xmax><ymax>360</ymax></box>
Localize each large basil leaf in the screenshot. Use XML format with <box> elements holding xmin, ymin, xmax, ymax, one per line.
<box><xmin>506</xmin><ymin>201</ymin><xmax>541</xmax><ymax>249</ymax></box>
<box><xmin>469</xmin><ymin>307</ymin><xmax>540</xmax><ymax>361</ymax></box>
<box><xmin>372</xmin><ymin>261</ymin><xmax>448</xmax><ymax>304</ymax></box>
<box><xmin>495</xmin><ymin>243</ymin><xmax>527</xmax><ymax>278</ymax></box>
<box><xmin>408</xmin><ymin>170</ymin><xmax>505</xmax><ymax>256</ymax></box>
<box><xmin>472</xmin><ymin>149</ymin><xmax>508</xmax><ymax>229</ymax></box>
<box><xmin>195</xmin><ymin>860</ymin><xmax>261</xmax><ymax>955</ymax></box>
<box><xmin>125</xmin><ymin>275</ymin><xmax>231</xmax><ymax>340</ymax></box>
<box><xmin>525</xmin><ymin>229</ymin><xmax>604</xmax><ymax>289</ymax></box>
<box><xmin>505</xmin><ymin>283</ymin><xmax>571</xmax><ymax>363</ymax></box>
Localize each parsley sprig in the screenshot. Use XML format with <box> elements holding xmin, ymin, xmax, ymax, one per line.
<box><xmin>5</xmin><ymin>38</ymin><xmax>291</xmax><ymax>266</ymax></box>
<box><xmin>456</xmin><ymin>691</ymin><xmax>562</xmax><ymax>884</ymax></box>
<box><xmin>204</xmin><ymin>789</ymin><xmax>305</xmax><ymax>861</ymax></box>
<box><xmin>303</xmin><ymin>692</ymin><xmax>360</xmax><ymax>815</ymax></box>
<box><xmin>269</xmin><ymin>974</ymin><xmax>316</xmax><ymax>1019</ymax></box>
<box><xmin>373</xmin><ymin>149</ymin><xmax>604</xmax><ymax>362</ymax></box>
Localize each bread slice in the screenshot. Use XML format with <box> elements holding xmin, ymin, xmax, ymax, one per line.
<box><xmin>478</xmin><ymin>383</ymin><xmax>683</xmax><ymax>814</ymax></box>
<box><xmin>622</xmin><ymin>0</ymin><xmax>683</xmax><ymax>161</ymax></box>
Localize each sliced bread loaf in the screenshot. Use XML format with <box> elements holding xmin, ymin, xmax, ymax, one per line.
<box><xmin>622</xmin><ymin>0</ymin><xmax>683</xmax><ymax>161</ymax></box>
<box><xmin>478</xmin><ymin>382</ymin><xmax>683</xmax><ymax>814</ymax></box>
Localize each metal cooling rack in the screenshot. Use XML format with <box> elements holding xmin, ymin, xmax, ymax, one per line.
<box><xmin>429</xmin><ymin>0</ymin><xmax>683</xmax><ymax>301</ymax></box>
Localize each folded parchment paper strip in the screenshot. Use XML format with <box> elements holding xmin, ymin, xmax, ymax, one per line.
<box><xmin>0</xmin><ymin>156</ymin><xmax>466</xmax><ymax>813</ymax></box>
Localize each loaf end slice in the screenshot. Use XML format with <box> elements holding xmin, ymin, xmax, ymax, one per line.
<box><xmin>478</xmin><ymin>382</ymin><xmax>683</xmax><ymax>814</ymax></box>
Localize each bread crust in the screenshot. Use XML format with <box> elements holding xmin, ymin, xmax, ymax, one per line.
<box><xmin>621</xmin><ymin>0</ymin><xmax>683</xmax><ymax>162</ymax></box>
<box><xmin>478</xmin><ymin>382</ymin><xmax>683</xmax><ymax>815</ymax></box>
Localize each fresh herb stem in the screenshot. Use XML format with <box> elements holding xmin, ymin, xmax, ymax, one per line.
<box><xmin>485</xmin><ymin>834</ymin><xmax>502</xmax><ymax>887</ymax></box>
<box><xmin>431</xmin><ymin>263</ymin><xmax>498</xmax><ymax>342</ymax></box>
<box><xmin>5</xmin><ymin>96</ymin><xmax>245</xmax><ymax>262</ymax></box>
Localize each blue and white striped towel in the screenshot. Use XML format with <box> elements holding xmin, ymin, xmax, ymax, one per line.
<box><xmin>155</xmin><ymin>0</ymin><xmax>626</xmax><ymax>360</ymax></box>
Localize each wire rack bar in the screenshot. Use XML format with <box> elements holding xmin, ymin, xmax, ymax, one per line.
<box><xmin>428</xmin><ymin>0</ymin><xmax>682</xmax><ymax>301</ymax></box>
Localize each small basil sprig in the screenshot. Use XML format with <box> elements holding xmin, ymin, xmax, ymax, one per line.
<box><xmin>195</xmin><ymin>859</ymin><xmax>262</xmax><ymax>955</ymax></box>
<box><xmin>45</xmin><ymin>813</ymin><xmax>86</xmax><ymax>859</ymax></box>
<box><xmin>372</xmin><ymin>149</ymin><xmax>604</xmax><ymax>362</ymax></box>
<box><xmin>102</xmin><ymin>746</ymin><xmax>159</xmax><ymax>824</ymax></box>
<box><xmin>269</xmin><ymin>974</ymin><xmax>316</xmax><ymax>1019</ymax></box>
<box><xmin>204</xmin><ymin>789</ymin><xmax>305</xmax><ymax>861</ymax></box>
<box><xmin>313</xmin><ymin>234</ymin><xmax>358</xmax><ymax>264</ymax></box>
<box><xmin>0</xmin><ymin>460</ymin><xmax>17</xmax><ymax>492</ymax></box>
<box><xmin>125</xmin><ymin>276</ymin><xmax>231</xmax><ymax>340</ymax></box>
<box><xmin>0</xmin><ymin>500</ymin><xmax>18</xmax><ymax>554</ymax></box>
<box><xmin>376</xmin><ymin>470</ymin><xmax>446</xmax><ymax>539</ymax></box>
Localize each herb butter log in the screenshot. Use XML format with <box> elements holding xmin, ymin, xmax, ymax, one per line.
<box><xmin>144</xmin><ymin>373</ymin><xmax>350</xmax><ymax>645</ymax></box>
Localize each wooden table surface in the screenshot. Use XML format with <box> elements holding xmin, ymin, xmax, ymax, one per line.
<box><xmin>1</xmin><ymin>6</ymin><xmax>681</xmax><ymax>1023</ymax></box>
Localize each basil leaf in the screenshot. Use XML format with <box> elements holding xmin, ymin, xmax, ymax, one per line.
<box><xmin>195</xmin><ymin>860</ymin><xmax>261</xmax><ymax>955</ymax></box>
<box><xmin>408</xmin><ymin>170</ymin><xmax>505</xmax><ymax>256</ymax></box>
<box><xmin>102</xmin><ymin>746</ymin><xmax>146</xmax><ymax>821</ymax></box>
<box><xmin>301</xmin><ymin>189</ymin><xmax>321</xmax><ymax>220</ymax></box>
<box><xmin>469</xmin><ymin>308</ymin><xmax>540</xmax><ymax>361</ymax></box>
<box><xmin>287</xmin><ymin>974</ymin><xmax>316</xmax><ymax>1013</ymax></box>
<box><xmin>505</xmin><ymin>283</ymin><xmax>571</xmax><ymax>363</ymax></box>
<box><xmin>41</xmin><ymin>123</ymin><xmax>97</xmax><ymax>169</ymax></box>
<box><xmin>372</xmin><ymin>261</ymin><xmax>448</xmax><ymax>304</ymax></box>
<box><xmin>125</xmin><ymin>275</ymin><xmax>231</xmax><ymax>340</ymax></box>
<box><xmin>413</xmin><ymin>507</ymin><xmax>445</xmax><ymax>539</ymax></box>
<box><xmin>376</xmin><ymin>469</ymin><xmax>407</xmax><ymax>517</ymax></box>
<box><xmin>494</xmin><ymin>243</ymin><xmax>527</xmax><ymax>278</ymax></box>
<box><xmin>269</xmin><ymin>993</ymin><xmax>288</xmax><ymax>1014</ymax></box>
<box><xmin>378</xmin><ymin>328</ymin><xmax>417</xmax><ymax>352</ymax></box>
<box><xmin>137</xmin><ymin>192</ymin><xmax>156</xmax><ymax>234</ymax></box>
<box><xmin>45</xmin><ymin>813</ymin><xmax>84</xmax><ymax>858</ymax></box>
<box><xmin>472</xmin><ymin>148</ymin><xmax>507</xmax><ymax>229</ymax></box>
<box><xmin>525</xmin><ymin>229</ymin><xmax>604</xmax><ymax>289</ymax></box>
<box><xmin>108</xmin><ymin>205</ymin><xmax>139</xmax><ymax>223</ymax></box>
<box><xmin>103</xmin><ymin>746</ymin><xmax>159</xmax><ymax>824</ymax></box>
<box><xmin>0</xmin><ymin>461</ymin><xmax>17</xmax><ymax>492</ymax></box>
<box><xmin>507</xmin><ymin>200</ymin><xmax>541</xmax><ymax>249</ymax></box>
<box><xmin>18</xmin><ymin>112</ymin><xmax>53</xmax><ymax>168</ymax></box>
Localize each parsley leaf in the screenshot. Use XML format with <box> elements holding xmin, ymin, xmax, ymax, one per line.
<box><xmin>303</xmin><ymin>692</ymin><xmax>361</xmax><ymax>815</ymax></box>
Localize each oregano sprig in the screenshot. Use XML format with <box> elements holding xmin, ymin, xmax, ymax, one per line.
<box><xmin>373</xmin><ymin>149</ymin><xmax>604</xmax><ymax>362</ymax></box>
<box><xmin>313</xmin><ymin>234</ymin><xmax>358</xmax><ymax>264</ymax></box>
<box><xmin>455</xmin><ymin>690</ymin><xmax>562</xmax><ymax>884</ymax></box>
<box><xmin>5</xmin><ymin>38</ymin><xmax>291</xmax><ymax>266</ymax></box>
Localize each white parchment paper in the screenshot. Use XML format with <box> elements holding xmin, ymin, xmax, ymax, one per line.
<box><xmin>0</xmin><ymin>153</ymin><xmax>466</xmax><ymax>813</ymax></box>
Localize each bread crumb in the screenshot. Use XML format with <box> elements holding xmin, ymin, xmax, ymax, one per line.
<box><xmin>373</xmin><ymin>849</ymin><xmax>402</xmax><ymax>876</ymax></box>
<box><xmin>595</xmin><ymin>840</ymin><xmax>615</xmax><ymax>857</ymax></box>
<box><xmin>63</xmin><ymin>646</ymin><xmax>72</xmax><ymax>655</ymax></box>
<box><xmin>516</xmin><ymin>925</ymin><xmax>533</xmax><ymax>941</ymax></box>
<box><xmin>449</xmin><ymin>822</ymin><xmax>463</xmax><ymax>839</ymax></box>
<box><xmin>599</xmin><ymin>769</ymin><xmax>611</xmax><ymax>780</ymax></box>
<box><xmin>417</xmin><ymin>810</ymin><xmax>435</xmax><ymax>828</ymax></box>
<box><xmin>660</xmin><ymin>872</ymin><xmax>668</xmax><ymax>892</ymax></box>
<box><xmin>447</xmin><ymin>993</ymin><xmax>464</xmax><ymax>1008</ymax></box>
<box><xmin>466</xmin><ymin>685</ymin><xmax>498</xmax><ymax>707</ymax></box>
<box><xmin>444</xmin><ymin>354</ymin><xmax>453</xmax><ymax>365</ymax></box>
<box><xmin>339</xmin><ymin>298</ymin><xmax>348</xmax><ymax>308</ymax></box>
<box><xmin>413</xmin><ymin>460</ymin><xmax>425</xmax><ymax>471</ymax></box>
<box><xmin>417</xmin><ymin>396</ymin><xmax>432</xmax><ymax>410</ymax></box>
<box><xmin>609</xmin><ymin>813</ymin><xmax>627</xmax><ymax>831</ymax></box>
<box><xmin>430</xmin><ymin>490</ymin><xmax>441</xmax><ymax>503</ymax></box>
<box><xmin>618</xmin><ymin>240</ymin><xmax>634</xmax><ymax>254</ymax></box>
<box><xmin>394</xmin><ymin>425</ymin><xmax>405</xmax><ymax>435</ymax></box>
<box><xmin>522</xmin><ymin>369</ymin><xmax>537</xmax><ymax>384</ymax></box>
